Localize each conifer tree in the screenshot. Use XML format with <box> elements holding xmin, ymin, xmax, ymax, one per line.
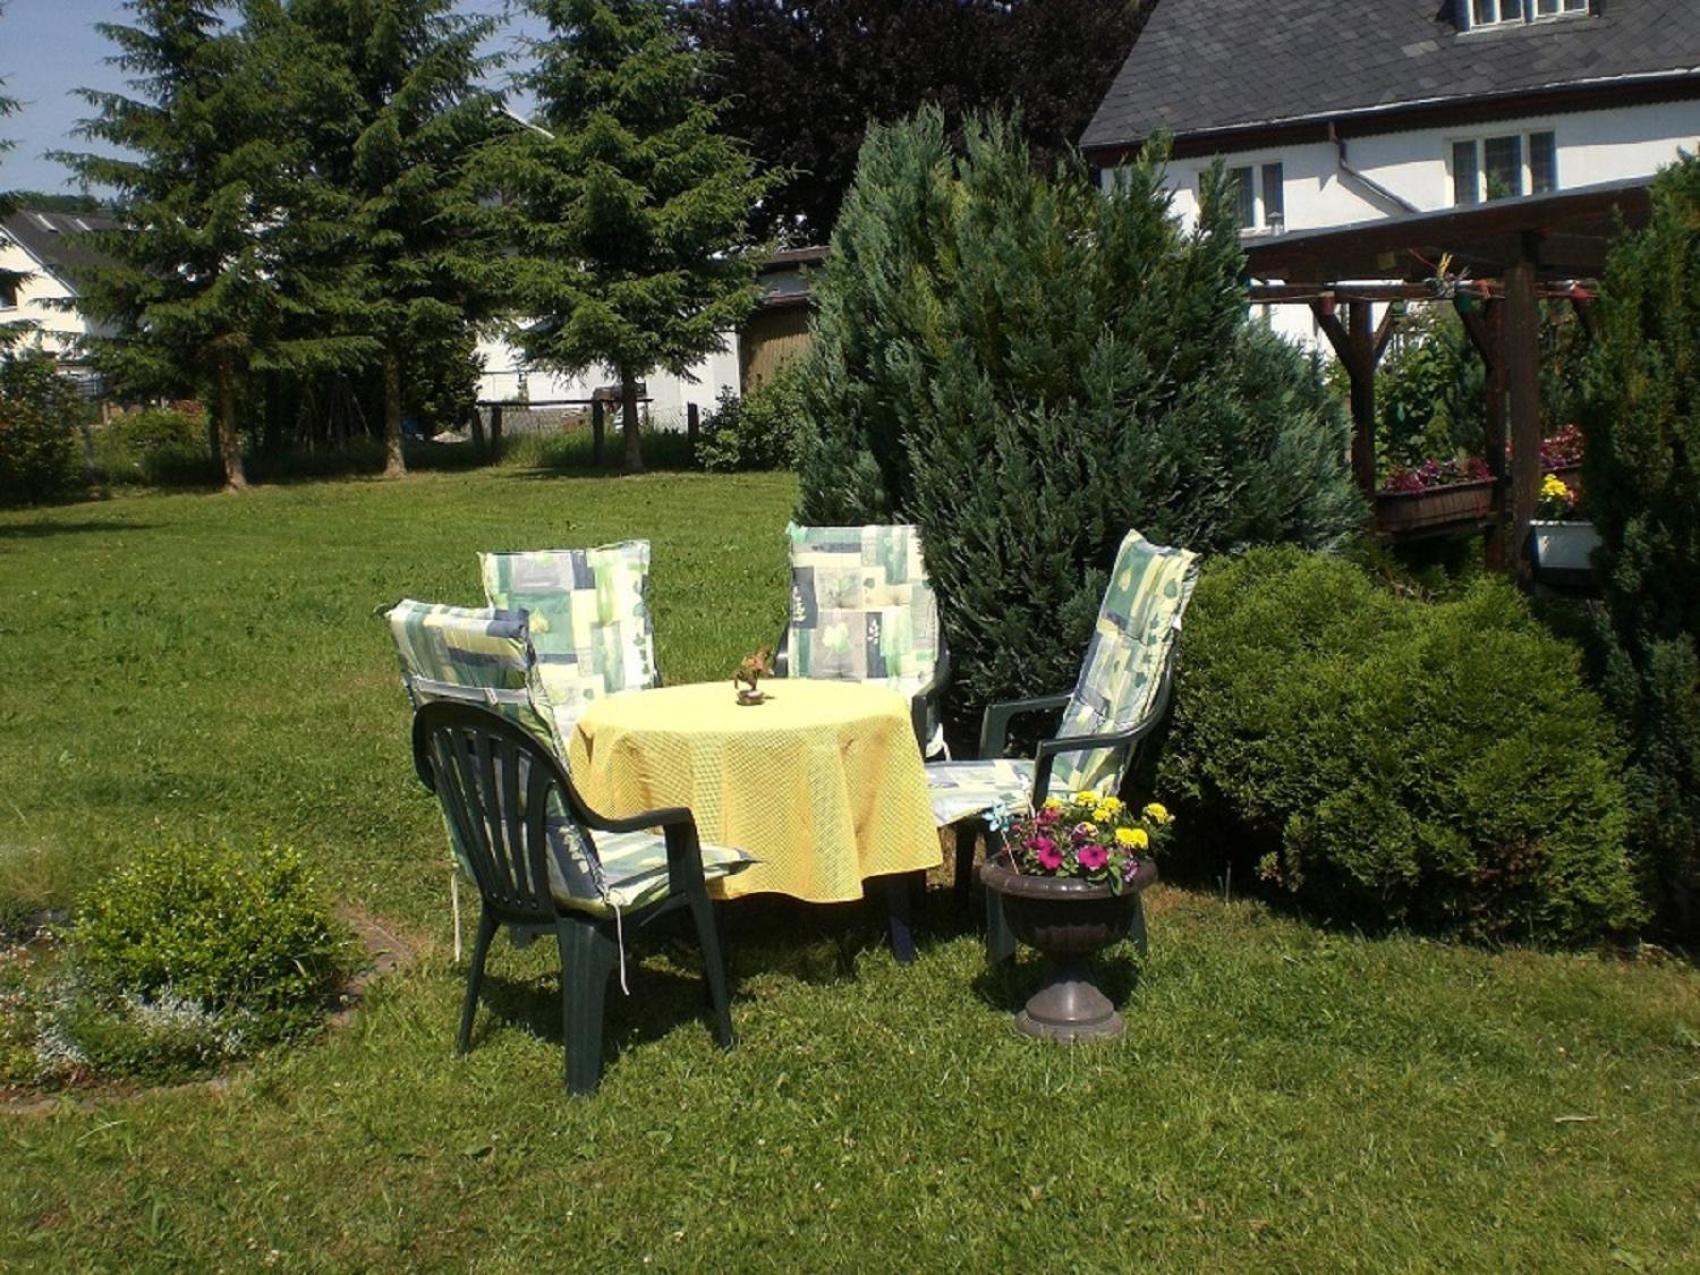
<box><xmin>796</xmin><ymin>108</ymin><xmax>1361</xmax><ymax>723</ymax></box>
<box><xmin>0</xmin><ymin>1</ymin><xmax>28</xmax><ymax>349</ymax></box>
<box><xmin>56</xmin><ymin>0</ymin><xmax>367</xmax><ymax>491</ymax></box>
<box><xmin>290</xmin><ymin>0</ymin><xmax>505</xmax><ymax>477</ymax></box>
<box><xmin>1580</xmin><ymin>153</ymin><xmax>1700</xmax><ymax>937</ymax></box>
<box><xmin>484</xmin><ymin>0</ymin><xmax>773</xmax><ymax>473</ymax></box>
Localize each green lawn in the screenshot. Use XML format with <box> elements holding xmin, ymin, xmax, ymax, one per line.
<box><xmin>2</xmin><ymin>469</ymin><xmax>1698</xmax><ymax>1272</ymax></box>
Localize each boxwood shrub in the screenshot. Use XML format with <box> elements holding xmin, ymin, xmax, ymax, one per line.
<box><xmin>1159</xmin><ymin>548</ymin><xmax>1644</xmax><ymax>943</ymax></box>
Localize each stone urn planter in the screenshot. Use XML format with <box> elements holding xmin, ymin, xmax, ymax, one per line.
<box><xmin>978</xmin><ymin>854</ymin><xmax>1158</xmax><ymax>1042</ymax></box>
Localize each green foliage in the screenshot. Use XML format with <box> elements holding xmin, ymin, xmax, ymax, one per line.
<box><xmin>74</xmin><ymin>841</ymin><xmax>355</xmax><ymax>1022</ymax></box>
<box><xmin>1161</xmin><ymin>548</ymin><xmax>1644</xmax><ymax>944</ymax></box>
<box><xmin>696</xmin><ymin>362</ymin><xmax>806</xmax><ymax>472</ymax></box>
<box><xmin>1579</xmin><ymin>152</ymin><xmax>1700</xmax><ymax>938</ymax></box>
<box><xmin>0</xmin><ymin>4</ymin><xmax>24</xmax><ymax>351</ymax></box>
<box><xmin>95</xmin><ymin>404</ymin><xmax>210</xmax><ymax>485</ymax></box>
<box><xmin>481</xmin><ymin>0</ymin><xmax>774</xmax><ymax>472</ymax></box>
<box><xmin>0</xmin><ymin>351</ymin><xmax>83</xmax><ymax>504</ymax></box>
<box><xmin>794</xmin><ymin>109</ymin><xmax>1362</xmax><ymax>718</ymax></box>
<box><xmin>1375</xmin><ymin>305</ymin><xmax>1486</xmax><ymax>472</ymax></box>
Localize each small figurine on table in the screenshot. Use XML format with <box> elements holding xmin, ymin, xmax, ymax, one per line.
<box><xmin>734</xmin><ymin>645</ymin><xmax>774</xmax><ymax>705</ymax></box>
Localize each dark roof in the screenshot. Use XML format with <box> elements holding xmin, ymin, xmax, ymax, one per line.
<box><xmin>0</xmin><ymin>209</ymin><xmax>120</xmax><ymax>285</ymax></box>
<box><xmin>1081</xmin><ymin>0</ymin><xmax>1700</xmax><ymax>155</ymax></box>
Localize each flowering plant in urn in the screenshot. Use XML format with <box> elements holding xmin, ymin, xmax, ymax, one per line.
<box><xmin>1001</xmin><ymin>791</ymin><xmax>1173</xmax><ymax>892</ymax></box>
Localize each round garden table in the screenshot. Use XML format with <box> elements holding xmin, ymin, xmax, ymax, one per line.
<box><xmin>567</xmin><ymin>679</ymin><xmax>941</xmax><ymax>903</ymax></box>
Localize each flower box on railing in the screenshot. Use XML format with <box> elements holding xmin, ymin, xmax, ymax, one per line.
<box><xmin>1374</xmin><ymin>477</ymin><xmax>1497</xmax><ymax>536</ymax></box>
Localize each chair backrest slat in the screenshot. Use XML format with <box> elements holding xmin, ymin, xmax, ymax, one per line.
<box><xmin>1052</xmin><ymin>531</ymin><xmax>1200</xmax><ymax>796</ymax></box>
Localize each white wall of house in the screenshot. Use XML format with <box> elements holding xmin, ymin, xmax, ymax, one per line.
<box><xmin>0</xmin><ymin>237</ymin><xmax>97</xmax><ymax>359</ymax></box>
<box><xmin>473</xmin><ymin>332</ymin><xmax>742</xmax><ymax>431</ymax></box>
<box><xmin>1107</xmin><ymin>97</ymin><xmax>1700</xmax><ymax>345</ymax></box>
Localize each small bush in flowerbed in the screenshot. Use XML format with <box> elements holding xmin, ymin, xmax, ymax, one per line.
<box><xmin>696</xmin><ymin>362</ymin><xmax>806</xmax><ymax>472</ymax></box>
<box><xmin>1160</xmin><ymin>547</ymin><xmax>1645</xmax><ymax>944</ymax></box>
<box><xmin>0</xmin><ymin>351</ymin><xmax>85</xmax><ymax>505</ymax></box>
<box><xmin>0</xmin><ymin>842</ymin><xmax>357</xmax><ymax>1090</ymax></box>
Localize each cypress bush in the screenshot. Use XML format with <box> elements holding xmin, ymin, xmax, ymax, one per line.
<box><xmin>1579</xmin><ymin>153</ymin><xmax>1700</xmax><ymax>937</ymax></box>
<box><xmin>793</xmin><ymin>108</ymin><xmax>1362</xmax><ymax>719</ymax></box>
<box><xmin>1160</xmin><ymin>548</ymin><xmax>1643</xmax><ymax>944</ymax></box>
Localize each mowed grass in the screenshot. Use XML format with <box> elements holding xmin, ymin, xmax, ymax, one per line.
<box><xmin>2</xmin><ymin>468</ymin><xmax>1699</xmax><ymax>1273</ymax></box>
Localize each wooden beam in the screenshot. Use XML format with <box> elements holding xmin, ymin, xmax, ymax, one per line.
<box><xmin>1348</xmin><ymin>300</ymin><xmax>1377</xmax><ymax>496</ymax></box>
<box><xmin>1571</xmin><ymin>295</ymin><xmax>1598</xmax><ymax>342</ymax></box>
<box><xmin>1373</xmin><ymin>305</ymin><xmax>1400</xmax><ymax>364</ymax></box>
<box><xmin>1459</xmin><ymin>306</ymin><xmax>1496</xmax><ymax>370</ymax></box>
<box><xmin>1310</xmin><ymin>301</ymin><xmax>1352</xmax><ymax>364</ymax></box>
<box><xmin>1504</xmin><ymin>259</ymin><xmax>1543</xmax><ymax>575</ymax></box>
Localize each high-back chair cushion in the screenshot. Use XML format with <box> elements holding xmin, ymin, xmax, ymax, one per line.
<box><xmin>785</xmin><ymin>522</ymin><xmax>944</xmax><ymax>750</ymax></box>
<box><xmin>479</xmin><ymin>542</ymin><xmax>658</xmax><ymax>728</ymax></box>
<box><xmin>1049</xmin><ymin>532</ymin><xmax>1200</xmax><ymax>796</ymax></box>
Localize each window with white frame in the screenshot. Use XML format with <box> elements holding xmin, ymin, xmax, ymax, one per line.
<box><xmin>1225</xmin><ymin>162</ymin><xmax>1285</xmax><ymax>232</ymax></box>
<box><xmin>1466</xmin><ymin>0</ymin><xmax>1586</xmax><ymax>28</ymax></box>
<box><xmin>1451</xmin><ymin>130</ymin><xmax>1557</xmax><ymax>205</ymax></box>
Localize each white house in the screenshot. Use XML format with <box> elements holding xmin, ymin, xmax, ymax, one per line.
<box><xmin>0</xmin><ymin>208</ymin><xmax>116</xmax><ymax>375</ymax></box>
<box><xmin>1080</xmin><ymin>0</ymin><xmax>1700</xmax><ymax>344</ymax></box>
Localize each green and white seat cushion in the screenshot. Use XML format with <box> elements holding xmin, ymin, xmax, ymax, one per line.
<box><xmin>923</xmin><ymin>530</ymin><xmax>1199</xmax><ymax>826</ymax></box>
<box><xmin>549</xmin><ymin>821</ymin><xmax>755</xmax><ymax>916</ymax></box>
<box><xmin>785</xmin><ymin>522</ymin><xmax>946</xmax><ymax>755</ymax></box>
<box><xmin>480</xmin><ymin>541</ymin><xmax>658</xmax><ymax>733</ymax></box>
<box><xmin>384</xmin><ymin>599</ymin><xmax>565</xmax><ymax>755</ymax></box>
<box><xmin>926</xmin><ymin>758</ymin><xmax>1071</xmax><ymax>827</ymax></box>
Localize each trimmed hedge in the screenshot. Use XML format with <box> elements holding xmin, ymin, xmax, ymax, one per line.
<box><xmin>1160</xmin><ymin>548</ymin><xmax>1644</xmax><ymax>943</ymax></box>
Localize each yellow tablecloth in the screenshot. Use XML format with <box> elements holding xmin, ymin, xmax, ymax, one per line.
<box><xmin>567</xmin><ymin>680</ymin><xmax>941</xmax><ymax>903</ymax></box>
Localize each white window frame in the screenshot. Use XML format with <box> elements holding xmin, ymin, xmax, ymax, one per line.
<box><xmin>1222</xmin><ymin>161</ymin><xmax>1286</xmax><ymax>234</ymax></box>
<box><xmin>1449</xmin><ymin>129</ymin><xmax>1558</xmax><ymax>206</ymax></box>
<box><xmin>1461</xmin><ymin>0</ymin><xmax>1587</xmax><ymax>31</ymax></box>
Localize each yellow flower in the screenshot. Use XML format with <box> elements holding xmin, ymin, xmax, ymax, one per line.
<box><xmin>1541</xmin><ymin>473</ymin><xmax>1570</xmax><ymax>500</ymax></box>
<box><xmin>1072</xmin><ymin>790</ymin><xmax>1100</xmax><ymax>806</ymax></box>
<box><xmin>1143</xmin><ymin>802</ymin><xmax>1171</xmax><ymax>824</ymax></box>
<box><xmin>1116</xmin><ymin>827</ymin><xmax>1149</xmax><ymax>849</ymax></box>
<box><xmin>1042</xmin><ymin>797</ymin><xmax>1063</xmax><ymax>811</ymax></box>
<box><xmin>1097</xmin><ymin>796</ymin><xmax>1123</xmax><ymax>815</ymax></box>
<box><xmin>1078</xmin><ymin>822</ymin><xmax>1098</xmax><ymax>837</ymax></box>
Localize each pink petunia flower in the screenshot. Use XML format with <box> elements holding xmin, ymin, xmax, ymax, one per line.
<box><xmin>1033</xmin><ymin>836</ymin><xmax>1063</xmax><ymax>871</ymax></box>
<box><xmin>1078</xmin><ymin>844</ymin><xmax>1108</xmax><ymax>871</ymax></box>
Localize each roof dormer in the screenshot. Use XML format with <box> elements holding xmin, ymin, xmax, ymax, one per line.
<box><xmin>1460</xmin><ymin>0</ymin><xmax>1589</xmax><ymax>32</ymax></box>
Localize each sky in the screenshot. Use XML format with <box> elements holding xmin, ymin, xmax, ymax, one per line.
<box><xmin>0</xmin><ymin>0</ymin><xmax>543</xmax><ymax>196</ymax></box>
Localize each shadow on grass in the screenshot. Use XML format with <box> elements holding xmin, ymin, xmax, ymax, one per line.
<box><xmin>969</xmin><ymin>949</ymin><xmax>1144</xmax><ymax>1016</ymax></box>
<box><xmin>0</xmin><ymin>519</ymin><xmax>157</xmax><ymax>539</ymax></box>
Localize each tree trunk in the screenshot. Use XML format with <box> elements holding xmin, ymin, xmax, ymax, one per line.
<box><xmin>216</xmin><ymin>355</ymin><xmax>247</xmax><ymax>493</ymax></box>
<box><xmin>383</xmin><ymin>347</ymin><xmax>407</xmax><ymax>478</ymax></box>
<box><xmin>620</xmin><ymin>367</ymin><xmax>644</xmax><ymax>474</ymax></box>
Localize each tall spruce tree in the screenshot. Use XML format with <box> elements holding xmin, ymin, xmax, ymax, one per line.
<box><xmin>484</xmin><ymin>0</ymin><xmax>773</xmax><ymax>472</ymax></box>
<box><xmin>0</xmin><ymin>1</ymin><xmax>28</xmax><ymax>349</ymax></box>
<box><xmin>57</xmin><ymin>0</ymin><xmax>368</xmax><ymax>491</ymax></box>
<box><xmin>1579</xmin><ymin>153</ymin><xmax>1700</xmax><ymax>938</ymax></box>
<box><xmin>290</xmin><ymin>0</ymin><xmax>505</xmax><ymax>477</ymax></box>
<box><xmin>795</xmin><ymin>109</ymin><xmax>1362</xmax><ymax>725</ymax></box>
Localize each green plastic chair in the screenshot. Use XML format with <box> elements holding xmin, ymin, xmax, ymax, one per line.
<box><xmin>774</xmin><ymin>523</ymin><xmax>951</xmax><ymax>756</ymax></box>
<box><xmin>924</xmin><ymin>531</ymin><xmax>1199</xmax><ymax>958</ymax></box>
<box><xmin>412</xmin><ymin>700</ymin><xmax>744</xmax><ymax>1095</ymax></box>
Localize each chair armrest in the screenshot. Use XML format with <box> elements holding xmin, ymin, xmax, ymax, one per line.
<box><xmin>977</xmin><ymin>692</ymin><xmax>1071</xmax><ymax>760</ymax></box>
<box><xmin>581</xmin><ymin>804</ymin><xmax>695</xmax><ymax>836</ymax></box>
<box><xmin>908</xmin><ymin>644</ymin><xmax>952</xmax><ymax>752</ymax></box>
<box><xmin>1029</xmin><ymin>715</ymin><xmax>1166</xmax><ymax>800</ymax></box>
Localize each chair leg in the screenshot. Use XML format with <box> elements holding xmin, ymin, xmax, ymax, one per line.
<box><xmin>555</xmin><ymin>914</ymin><xmax>619</xmax><ymax>1096</ymax></box>
<box><xmin>687</xmin><ymin>889</ymin><xmax>734</xmax><ymax>1049</ymax></box>
<box><xmin>885</xmin><ymin>870</ymin><xmax>920</xmax><ymax>965</ymax></box>
<box><xmin>456</xmin><ymin>908</ymin><xmax>499</xmax><ymax>1055</ymax></box>
<box><xmin>953</xmin><ymin>823</ymin><xmax>978</xmax><ymax>918</ymax></box>
<box><xmin>1129</xmin><ymin>891</ymin><xmax>1149</xmax><ymax>958</ymax></box>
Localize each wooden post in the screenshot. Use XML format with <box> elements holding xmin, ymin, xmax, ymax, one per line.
<box><xmin>469</xmin><ymin>406</ymin><xmax>486</xmax><ymax>459</ymax></box>
<box><xmin>1504</xmin><ymin>257</ymin><xmax>1543</xmax><ymax>575</ymax></box>
<box><xmin>1311</xmin><ymin>297</ymin><xmax>1378</xmax><ymax>499</ymax></box>
<box><xmin>687</xmin><ymin>402</ymin><xmax>699</xmax><ymax>462</ymax></box>
<box><xmin>489</xmin><ymin>402</ymin><xmax>503</xmax><ymax>462</ymax></box>
<box><xmin>1461</xmin><ymin>302</ymin><xmax>1509</xmax><ymax>567</ymax></box>
<box><xmin>591</xmin><ymin>397</ymin><xmax>606</xmax><ymax>467</ymax></box>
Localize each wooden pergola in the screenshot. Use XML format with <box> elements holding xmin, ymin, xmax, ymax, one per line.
<box><xmin>1242</xmin><ymin>177</ymin><xmax>1653</xmax><ymax>568</ymax></box>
